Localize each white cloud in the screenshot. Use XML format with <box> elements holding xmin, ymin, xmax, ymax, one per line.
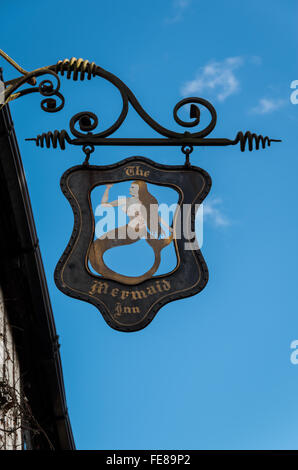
<box><xmin>203</xmin><ymin>198</ymin><xmax>230</xmax><ymax>227</ymax></box>
<box><xmin>250</xmin><ymin>98</ymin><xmax>285</xmax><ymax>115</ymax></box>
<box><xmin>165</xmin><ymin>0</ymin><xmax>191</xmax><ymax>24</ymax></box>
<box><xmin>181</xmin><ymin>57</ymin><xmax>243</xmax><ymax>101</ymax></box>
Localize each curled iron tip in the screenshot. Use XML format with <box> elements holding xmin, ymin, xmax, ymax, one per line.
<box><xmin>233</xmin><ymin>131</ymin><xmax>282</xmax><ymax>152</ymax></box>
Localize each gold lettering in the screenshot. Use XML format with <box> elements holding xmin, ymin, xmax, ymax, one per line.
<box><xmin>162</xmin><ymin>280</ymin><xmax>171</xmax><ymax>291</ymax></box>
<box><xmin>125</xmin><ymin>166</ymin><xmax>135</xmax><ymax>177</ymax></box>
<box><xmin>124</xmin><ymin>166</ymin><xmax>150</xmax><ymax>178</ymax></box>
<box><xmin>121</xmin><ymin>291</ymin><xmax>130</xmax><ymax>300</ymax></box>
<box><xmin>131</xmin><ymin>306</ymin><xmax>140</xmax><ymax>314</ymax></box>
<box><xmin>146</xmin><ymin>285</ymin><xmax>157</xmax><ymax>295</ymax></box>
<box><xmin>89</xmin><ymin>283</ymin><xmax>97</xmax><ymax>295</ymax></box>
<box><xmin>111</xmin><ymin>288</ymin><xmax>119</xmax><ymax>297</ymax></box>
<box><xmin>113</xmin><ymin>304</ymin><xmax>141</xmax><ymax>316</ymax></box>
<box><xmin>131</xmin><ymin>290</ymin><xmax>147</xmax><ymax>300</ymax></box>
<box><xmin>155</xmin><ymin>280</ymin><xmax>163</xmax><ymax>292</ymax></box>
<box><xmin>90</xmin><ymin>279</ymin><xmax>172</xmax><ymax>302</ymax></box>
<box><xmin>89</xmin><ymin>281</ymin><xmax>109</xmax><ymax>295</ymax></box>
<box><xmin>114</xmin><ymin>302</ymin><xmax>122</xmax><ymax>317</ymax></box>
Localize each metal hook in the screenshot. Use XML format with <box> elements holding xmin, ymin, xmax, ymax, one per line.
<box><xmin>82</xmin><ymin>144</ymin><xmax>95</xmax><ymax>165</ymax></box>
<box><xmin>181</xmin><ymin>144</ymin><xmax>193</xmax><ymax>167</ymax></box>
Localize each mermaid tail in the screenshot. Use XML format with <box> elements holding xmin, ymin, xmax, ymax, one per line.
<box><xmin>88</xmin><ymin>225</ymin><xmax>173</xmax><ymax>285</ymax></box>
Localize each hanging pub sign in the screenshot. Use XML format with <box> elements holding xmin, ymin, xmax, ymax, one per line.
<box><xmin>54</xmin><ymin>156</ymin><xmax>211</xmax><ymax>331</ymax></box>
<box><xmin>0</xmin><ymin>52</ymin><xmax>281</xmax><ymax>331</ymax></box>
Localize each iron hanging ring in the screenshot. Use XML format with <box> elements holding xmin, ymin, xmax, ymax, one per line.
<box><xmin>181</xmin><ymin>144</ymin><xmax>193</xmax><ymax>167</ymax></box>
<box><xmin>82</xmin><ymin>144</ymin><xmax>95</xmax><ymax>165</ymax></box>
<box><xmin>181</xmin><ymin>144</ymin><xmax>194</xmax><ymax>155</ymax></box>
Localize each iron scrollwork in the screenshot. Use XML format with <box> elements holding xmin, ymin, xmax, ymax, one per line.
<box><xmin>0</xmin><ymin>50</ymin><xmax>281</xmax><ymax>152</ymax></box>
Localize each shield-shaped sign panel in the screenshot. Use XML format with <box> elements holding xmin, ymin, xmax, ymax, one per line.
<box><xmin>54</xmin><ymin>157</ymin><xmax>211</xmax><ymax>332</ymax></box>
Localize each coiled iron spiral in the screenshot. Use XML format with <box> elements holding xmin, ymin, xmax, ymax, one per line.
<box><xmin>233</xmin><ymin>131</ymin><xmax>279</xmax><ymax>152</ymax></box>
<box><xmin>54</xmin><ymin>57</ymin><xmax>97</xmax><ymax>81</ymax></box>
<box><xmin>26</xmin><ymin>130</ymin><xmax>72</xmax><ymax>150</ymax></box>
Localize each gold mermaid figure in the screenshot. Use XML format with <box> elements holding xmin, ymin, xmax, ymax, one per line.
<box><xmin>88</xmin><ymin>181</ymin><xmax>173</xmax><ymax>285</ymax></box>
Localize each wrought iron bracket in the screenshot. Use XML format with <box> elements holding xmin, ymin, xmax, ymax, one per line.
<box><xmin>0</xmin><ymin>50</ymin><xmax>281</xmax><ymax>153</ymax></box>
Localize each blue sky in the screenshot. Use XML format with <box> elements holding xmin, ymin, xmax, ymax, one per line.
<box><xmin>2</xmin><ymin>0</ymin><xmax>298</xmax><ymax>449</ymax></box>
